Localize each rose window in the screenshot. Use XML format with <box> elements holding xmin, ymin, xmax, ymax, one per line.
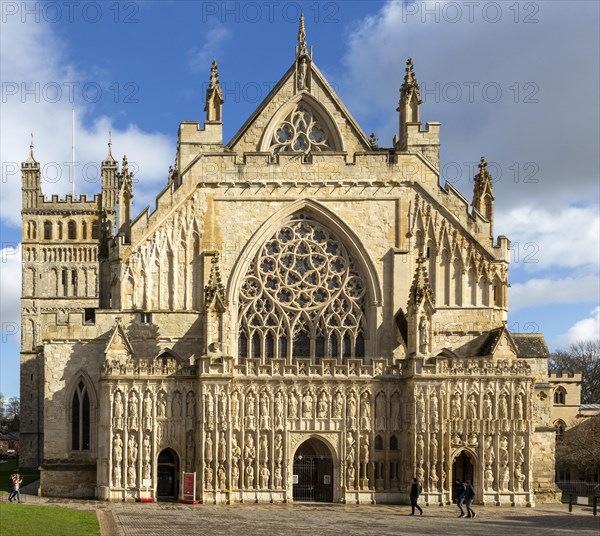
<box><xmin>238</xmin><ymin>214</ymin><xmax>367</xmax><ymax>363</ymax></box>
<box><xmin>270</xmin><ymin>104</ymin><xmax>331</xmax><ymax>154</ymax></box>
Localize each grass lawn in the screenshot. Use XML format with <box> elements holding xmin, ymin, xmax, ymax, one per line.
<box><xmin>0</xmin><ymin>502</ymin><xmax>99</xmax><ymax>536</ymax></box>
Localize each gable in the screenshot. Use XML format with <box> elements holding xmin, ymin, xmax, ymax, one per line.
<box><xmin>228</xmin><ymin>61</ymin><xmax>372</xmax><ymax>156</ymax></box>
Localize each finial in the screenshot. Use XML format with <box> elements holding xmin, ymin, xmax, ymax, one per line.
<box><xmin>369</xmin><ymin>132</ymin><xmax>378</xmax><ymax>148</ymax></box>
<box><xmin>209</xmin><ymin>59</ymin><xmax>220</xmax><ymax>90</ymax></box>
<box><xmin>478</xmin><ymin>156</ymin><xmax>487</xmax><ymax>172</ymax></box>
<box><xmin>25</xmin><ymin>132</ymin><xmax>38</xmax><ymax>164</ymax></box>
<box><xmin>297</xmin><ymin>13</ymin><xmax>307</xmax><ymax>57</ymax></box>
<box><xmin>400</xmin><ymin>57</ymin><xmax>421</xmax><ymax>103</ymax></box>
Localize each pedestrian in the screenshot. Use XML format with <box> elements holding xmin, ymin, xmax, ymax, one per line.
<box><xmin>454</xmin><ymin>478</ymin><xmax>466</xmax><ymax>517</ymax></box>
<box><xmin>464</xmin><ymin>480</ymin><xmax>476</xmax><ymax>518</ymax></box>
<box><xmin>7</xmin><ymin>473</ymin><xmax>15</xmax><ymax>501</ymax></box>
<box><xmin>8</xmin><ymin>473</ymin><xmax>22</xmax><ymax>503</ymax></box>
<box><xmin>409</xmin><ymin>477</ymin><xmax>423</xmax><ymax>515</ymax></box>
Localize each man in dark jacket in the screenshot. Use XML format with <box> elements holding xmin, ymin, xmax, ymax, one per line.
<box><xmin>409</xmin><ymin>477</ymin><xmax>423</xmax><ymax>515</ymax></box>
<box><xmin>464</xmin><ymin>480</ymin><xmax>476</xmax><ymax>518</ymax></box>
<box><xmin>454</xmin><ymin>479</ymin><xmax>466</xmax><ymax>517</ymax></box>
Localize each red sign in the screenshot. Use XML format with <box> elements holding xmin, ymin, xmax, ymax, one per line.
<box><xmin>183</xmin><ymin>472</ymin><xmax>195</xmax><ymax>496</ymax></box>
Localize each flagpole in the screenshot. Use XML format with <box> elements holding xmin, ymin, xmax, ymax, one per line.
<box><xmin>72</xmin><ymin>108</ymin><xmax>75</xmax><ymax>196</ymax></box>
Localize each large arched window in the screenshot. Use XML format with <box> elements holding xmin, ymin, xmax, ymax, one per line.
<box><xmin>72</xmin><ymin>378</ymin><xmax>90</xmax><ymax>451</ymax></box>
<box><xmin>238</xmin><ymin>213</ymin><xmax>367</xmax><ymax>363</ymax></box>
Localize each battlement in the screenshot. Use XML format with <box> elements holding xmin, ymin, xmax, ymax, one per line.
<box><xmin>38</xmin><ymin>193</ymin><xmax>101</xmax><ymax>207</ymax></box>
<box><xmin>549</xmin><ymin>371</ymin><xmax>582</xmax><ymax>382</ymax></box>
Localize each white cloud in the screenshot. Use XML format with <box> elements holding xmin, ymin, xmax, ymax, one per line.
<box><xmin>337</xmin><ymin>0</ymin><xmax>600</xmax><ymax>210</ymax></box>
<box><xmin>0</xmin><ymin>245</ymin><xmax>22</xmax><ymax>331</ymax></box>
<box><xmin>509</xmin><ymin>275</ymin><xmax>599</xmax><ymax>312</ymax></box>
<box><xmin>187</xmin><ymin>23</ymin><xmax>231</xmax><ymax>73</ymax></box>
<box><xmin>496</xmin><ymin>205</ymin><xmax>600</xmax><ymax>272</ymax></box>
<box><xmin>558</xmin><ymin>307</ymin><xmax>600</xmax><ymax>346</ymax></box>
<box><xmin>0</xmin><ymin>15</ymin><xmax>174</xmax><ymax>228</ymax></box>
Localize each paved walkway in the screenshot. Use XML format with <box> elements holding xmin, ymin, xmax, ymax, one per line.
<box><xmin>12</xmin><ymin>483</ymin><xmax>600</xmax><ymax>536</ymax></box>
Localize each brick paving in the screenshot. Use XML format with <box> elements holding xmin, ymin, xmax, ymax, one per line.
<box><xmin>15</xmin><ymin>483</ymin><xmax>600</xmax><ymax>536</ymax></box>
<box><xmin>110</xmin><ymin>502</ymin><xmax>599</xmax><ymax>536</ymax></box>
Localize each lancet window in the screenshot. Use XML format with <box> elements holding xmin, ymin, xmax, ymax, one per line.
<box><xmin>238</xmin><ymin>214</ymin><xmax>367</xmax><ymax>363</ymax></box>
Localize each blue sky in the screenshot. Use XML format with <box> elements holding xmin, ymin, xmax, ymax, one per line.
<box><xmin>1</xmin><ymin>1</ymin><xmax>599</xmax><ymax>398</ymax></box>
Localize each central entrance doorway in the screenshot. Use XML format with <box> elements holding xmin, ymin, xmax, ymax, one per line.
<box><xmin>292</xmin><ymin>438</ymin><xmax>333</xmax><ymax>502</ymax></box>
<box><xmin>157</xmin><ymin>448</ymin><xmax>179</xmax><ymax>500</ymax></box>
<box><xmin>452</xmin><ymin>450</ymin><xmax>475</xmax><ymax>484</ymax></box>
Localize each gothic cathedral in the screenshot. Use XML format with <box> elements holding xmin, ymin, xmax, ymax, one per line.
<box><xmin>20</xmin><ymin>19</ymin><xmax>558</xmax><ymax>505</ymax></box>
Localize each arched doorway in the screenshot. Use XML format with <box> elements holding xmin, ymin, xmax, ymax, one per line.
<box><xmin>157</xmin><ymin>448</ymin><xmax>179</xmax><ymax>500</ymax></box>
<box><xmin>293</xmin><ymin>438</ymin><xmax>334</xmax><ymax>502</ymax></box>
<box><xmin>452</xmin><ymin>450</ymin><xmax>475</xmax><ymax>484</ymax></box>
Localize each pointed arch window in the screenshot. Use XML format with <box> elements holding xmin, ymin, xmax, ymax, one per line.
<box><xmin>72</xmin><ymin>378</ymin><xmax>90</xmax><ymax>451</ymax></box>
<box><xmin>269</xmin><ymin>103</ymin><xmax>333</xmax><ymax>154</ymax></box>
<box><xmin>238</xmin><ymin>213</ymin><xmax>367</xmax><ymax>363</ymax></box>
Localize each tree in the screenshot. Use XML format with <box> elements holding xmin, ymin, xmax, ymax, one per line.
<box><xmin>549</xmin><ymin>340</ymin><xmax>600</xmax><ymax>404</ymax></box>
<box><xmin>556</xmin><ymin>414</ymin><xmax>600</xmax><ymax>480</ymax></box>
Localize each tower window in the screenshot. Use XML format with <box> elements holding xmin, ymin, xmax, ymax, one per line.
<box><xmin>91</xmin><ymin>221</ymin><xmax>99</xmax><ymax>239</ymax></box>
<box><xmin>44</xmin><ymin>221</ymin><xmax>52</xmax><ymax>240</ymax></box>
<box><xmin>68</xmin><ymin>220</ymin><xmax>76</xmax><ymax>240</ymax></box>
<box><xmin>140</xmin><ymin>312</ymin><xmax>152</xmax><ymax>324</ymax></box>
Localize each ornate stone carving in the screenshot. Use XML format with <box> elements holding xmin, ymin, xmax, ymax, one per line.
<box><xmin>269</xmin><ymin>105</ymin><xmax>331</xmax><ymax>155</ymax></box>
<box><xmin>113</xmin><ymin>391</ymin><xmax>124</xmax><ymax>430</ymax></box>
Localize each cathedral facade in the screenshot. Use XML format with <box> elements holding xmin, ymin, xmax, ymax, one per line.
<box><xmin>20</xmin><ymin>20</ymin><xmax>559</xmax><ymax>505</ymax></box>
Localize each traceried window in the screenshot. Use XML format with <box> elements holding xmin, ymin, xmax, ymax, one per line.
<box><xmin>238</xmin><ymin>214</ymin><xmax>367</xmax><ymax>363</ymax></box>
<box><xmin>270</xmin><ymin>104</ymin><xmax>332</xmax><ymax>154</ymax></box>
<box><xmin>72</xmin><ymin>378</ymin><xmax>90</xmax><ymax>451</ymax></box>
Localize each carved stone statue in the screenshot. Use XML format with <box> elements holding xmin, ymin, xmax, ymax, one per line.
<box><xmin>318</xmin><ymin>392</ymin><xmax>328</xmax><ymax>418</ymax></box>
<box><xmin>206</xmin><ymin>391</ymin><xmax>215</xmax><ymax>430</ymax></box>
<box><xmin>333</xmin><ymin>391</ymin><xmax>344</xmax><ymax>419</ymax></box>
<box><xmin>260</xmin><ymin>392</ymin><xmax>270</xmax><ymax>429</ymax></box>
<box><xmin>232</xmin><ymin>391</ymin><xmax>241</xmax><ymax>430</ymax></box>
<box><xmin>347</xmin><ymin>393</ymin><xmax>357</xmax><ymax>430</ymax></box>
<box><xmin>467</xmin><ymin>393</ymin><xmax>477</xmax><ymax>420</ymax></box>
<box><xmin>415</xmin><ymin>390</ymin><xmax>425</xmax><ymax>433</ymax></box>
<box><xmin>231</xmin><ymin>433</ymin><xmax>241</xmax><ymax>467</ymax></box>
<box><xmin>416</xmin><ymin>433</ymin><xmax>424</xmax><ymax>464</ymax></box>
<box><xmin>260</xmin><ymin>465</ymin><xmax>270</xmax><ymax>489</ymax></box>
<box><xmin>186</xmin><ymin>391</ymin><xmax>196</xmax><ymax>430</ymax></box>
<box><xmin>219</xmin><ymin>391</ymin><xmax>228</xmax><ymax>428</ymax></box>
<box><xmin>245</xmin><ymin>464</ymin><xmax>255</xmax><ymax>489</ymax></box>
<box><xmin>302</xmin><ymin>390</ymin><xmax>314</xmax><ymax>418</ymax></box>
<box><xmin>484</xmin><ymin>435</ymin><xmax>495</xmax><ymax>466</ymax></box>
<box><xmin>515</xmin><ymin>393</ymin><xmax>524</xmax><ymax>421</ymax></box>
<box><xmin>128</xmin><ymin>392</ymin><xmax>138</xmax><ymax>430</ymax></box>
<box><xmin>232</xmin><ymin>462</ymin><xmax>240</xmax><ymax>489</ymax></box>
<box><xmin>218</xmin><ymin>464</ymin><xmax>227</xmax><ymax>490</ymax></box>
<box><xmin>274</xmin><ymin>433</ymin><xmax>283</xmax><ymax>464</ymax></box>
<box><xmin>246</xmin><ymin>392</ymin><xmax>256</xmax><ymax>430</ymax></box>
<box><xmin>205</xmin><ymin>433</ymin><xmax>213</xmax><ymax>464</ymax></box>
<box><xmin>157</xmin><ymin>391</ymin><xmax>167</xmax><ymax>418</ymax></box>
<box><xmin>360</xmin><ymin>394</ymin><xmax>371</xmax><ymax>430</ymax></box>
<box><xmin>143</xmin><ymin>392</ymin><xmax>153</xmax><ymax>431</ymax></box>
<box><xmin>218</xmin><ymin>432</ymin><xmax>227</xmax><ymax>464</ymax></box>
<box><xmin>288</xmin><ymin>391</ymin><xmax>299</xmax><ymax>419</ymax></box>
<box><xmin>274</xmin><ymin>391</ymin><xmax>284</xmax><ymax>428</ymax></box>
<box><xmin>499</xmin><ymin>436</ymin><xmax>509</xmax><ymax>467</ymax></box>
<box><xmin>143</xmin><ymin>433</ymin><xmax>151</xmax><ymax>464</ymax></box>
<box><xmin>244</xmin><ymin>434</ymin><xmax>256</xmax><ymax>465</ymax></box>
<box><xmin>430</xmin><ymin>434</ymin><xmax>438</xmax><ymax>463</ymax></box>
<box><xmin>429</xmin><ymin>392</ymin><xmax>439</xmax><ymax>431</ymax></box>
<box><xmin>274</xmin><ymin>465</ymin><xmax>283</xmax><ymax>488</ymax></box>
<box><xmin>205</xmin><ymin>465</ymin><xmax>213</xmax><ymax>489</ymax></box>
<box><xmin>484</xmin><ymin>466</ymin><xmax>494</xmax><ymax>490</ymax></box>
<box><xmin>298</xmin><ymin>57</ymin><xmax>307</xmax><ymax>90</ymax></box>
<box><xmin>259</xmin><ymin>433</ymin><xmax>269</xmax><ymax>464</ymax></box>
<box><xmin>483</xmin><ymin>393</ymin><xmax>493</xmax><ymax>420</ymax></box>
<box><xmin>172</xmin><ymin>391</ymin><xmax>182</xmax><ymax>419</ymax></box>
<box><xmin>113</xmin><ymin>391</ymin><xmax>124</xmax><ymax>430</ymax></box>
<box><xmin>499</xmin><ymin>393</ymin><xmax>508</xmax><ymax>420</ymax></box>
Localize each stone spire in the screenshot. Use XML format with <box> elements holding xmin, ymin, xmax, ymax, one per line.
<box><xmin>104</xmin><ymin>131</ymin><xmax>116</xmax><ymax>163</ymax></box>
<box><xmin>397</xmin><ymin>58</ymin><xmax>422</xmax><ymax>150</ymax></box>
<box><xmin>408</xmin><ymin>256</ymin><xmax>435</xmax><ymax>310</ymax></box>
<box><xmin>400</xmin><ymin>58</ymin><xmax>421</xmax><ymax>105</ymax></box>
<box><xmin>205</xmin><ymin>59</ymin><xmax>224</xmax><ymax>123</ymax></box>
<box><xmin>204</xmin><ymin>253</ymin><xmax>226</xmax><ymax>310</ymax></box>
<box><xmin>297</xmin><ymin>13</ymin><xmax>307</xmax><ymax>58</ymax></box>
<box><xmin>472</xmin><ymin>156</ymin><xmax>495</xmax><ymax>234</ymax></box>
<box><xmin>24</xmin><ymin>133</ymin><xmax>38</xmax><ymax>165</ymax></box>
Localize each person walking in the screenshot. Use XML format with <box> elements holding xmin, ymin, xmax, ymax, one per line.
<box><xmin>464</xmin><ymin>480</ymin><xmax>476</xmax><ymax>518</ymax></box>
<box><xmin>8</xmin><ymin>473</ymin><xmax>22</xmax><ymax>503</ymax></box>
<box><xmin>409</xmin><ymin>477</ymin><xmax>423</xmax><ymax>515</ymax></box>
<box><xmin>454</xmin><ymin>479</ymin><xmax>466</xmax><ymax>517</ymax></box>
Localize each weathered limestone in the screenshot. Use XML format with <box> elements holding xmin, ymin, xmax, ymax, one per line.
<box><xmin>20</xmin><ymin>19</ymin><xmax>557</xmax><ymax>505</ymax></box>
